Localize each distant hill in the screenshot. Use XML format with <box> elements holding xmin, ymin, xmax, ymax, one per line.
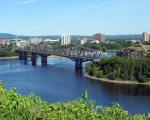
<box><xmin>71</xmin><ymin>34</ymin><xmax>143</xmax><ymax>41</ymax></box>
<box><xmin>0</xmin><ymin>33</ymin><xmax>143</xmax><ymax>41</ymax></box>
<box><xmin>0</xmin><ymin>33</ymin><xmax>16</xmax><ymax>39</ymax></box>
<box><xmin>106</xmin><ymin>34</ymin><xmax>142</xmax><ymax>41</ymax></box>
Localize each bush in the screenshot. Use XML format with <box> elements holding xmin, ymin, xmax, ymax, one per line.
<box><xmin>0</xmin><ymin>44</ymin><xmax>16</xmax><ymax>57</ymax></box>
<box><xmin>96</xmin><ymin>70</ymin><xmax>103</xmax><ymax>78</ymax></box>
<box><xmin>0</xmin><ymin>85</ymin><xmax>149</xmax><ymax>120</ymax></box>
<box><xmin>108</xmin><ymin>72</ymin><xmax>116</xmax><ymax>80</ymax></box>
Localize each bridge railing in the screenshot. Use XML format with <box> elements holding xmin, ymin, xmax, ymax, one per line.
<box><xmin>20</xmin><ymin>44</ymin><xmax>102</xmax><ymax>60</ymax></box>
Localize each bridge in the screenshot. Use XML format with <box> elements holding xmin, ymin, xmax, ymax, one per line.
<box><xmin>16</xmin><ymin>44</ymin><xmax>102</xmax><ymax>71</ymax></box>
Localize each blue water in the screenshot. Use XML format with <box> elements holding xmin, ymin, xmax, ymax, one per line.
<box><xmin>0</xmin><ymin>56</ymin><xmax>150</xmax><ymax>114</ymax></box>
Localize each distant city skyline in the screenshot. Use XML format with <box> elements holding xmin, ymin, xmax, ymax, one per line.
<box><xmin>0</xmin><ymin>0</ymin><xmax>150</xmax><ymax>35</ymax></box>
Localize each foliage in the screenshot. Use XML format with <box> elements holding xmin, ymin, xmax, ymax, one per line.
<box><xmin>42</xmin><ymin>40</ymin><xmax>130</xmax><ymax>52</ymax></box>
<box><xmin>86</xmin><ymin>57</ymin><xmax>150</xmax><ymax>83</ymax></box>
<box><xmin>143</xmin><ymin>41</ymin><xmax>150</xmax><ymax>45</ymax></box>
<box><xmin>0</xmin><ymin>43</ymin><xmax>16</xmax><ymax>57</ymax></box>
<box><xmin>0</xmin><ymin>85</ymin><xmax>149</xmax><ymax>120</ymax></box>
<box><xmin>84</xmin><ymin>41</ymin><xmax>131</xmax><ymax>52</ymax></box>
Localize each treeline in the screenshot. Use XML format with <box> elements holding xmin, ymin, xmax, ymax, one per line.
<box><xmin>143</xmin><ymin>41</ymin><xmax>150</xmax><ymax>45</ymax></box>
<box><xmin>45</xmin><ymin>40</ymin><xmax>130</xmax><ymax>52</ymax></box>
<box><xmin>0</xmin><ymin>44</ymin><xmax>16</xmax><ymax>57</ymax></box>
<box><xmin>0</xmin><ymin>84</ymin><xmax>149</xmax><ymax>119</ymax></box>
<box><xmin>86</xmin><ymin>57</ymin><xmax>150</xmax><ymax>83</ymax></box>
<box><xmin>84</xmin><ymin>41</ymin><xmax>131</xmax><ymax>52</ymax></box>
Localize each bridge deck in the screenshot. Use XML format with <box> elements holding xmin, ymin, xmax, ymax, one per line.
<box><xmin>17</xmin><ymin>45</ymin><xmax>102</xmax><ymax>61</ymax></box>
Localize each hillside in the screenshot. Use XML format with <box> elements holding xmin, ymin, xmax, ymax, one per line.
<box><xmin>0</xmin><ymin>33</ymin><xmax>16</xmax><ymax>39</ymax></box>
<box><xmin>107</xmin><ymin>34</ymin><xmax>142</xmax><ymax>41</ymax></box>
<box><xmin>0</xmin><ymin>33</ymin><xmax>142</xmax><ymax>41</ymax></box>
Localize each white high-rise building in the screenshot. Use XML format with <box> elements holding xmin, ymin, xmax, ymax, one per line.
<box><xmin>142</xmin><ymin>32</ymin><xmax>149</xmax><ymax>42</ymax></box>
<box><xmin>60</xmin><ymin>33</ymin><xmax>71</xmax><ymax>45</ymax></box>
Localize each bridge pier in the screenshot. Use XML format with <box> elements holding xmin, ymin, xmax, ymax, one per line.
<box><xmin>75</xmin><ymin>59</ymin><xmax>83</xmax><ymax>71</ymax></box>
<box><xmin>19</xmin><ymin>51</ymin><xmax>23</xmax><ymax>60</ymax></box>
<box><xmin>31</xmin><ymin>53</ymin><xmax>37</xmax><ymax>66</ymax></box>
<box><xmin>22</xmin><ymin>51</ymin><xmax>27</xmax><ymax>62</ymax></box>
<box><xmin>41</xmin><ymin>54</ymin><xmax>47</xmax><ymax>66</ymax></box>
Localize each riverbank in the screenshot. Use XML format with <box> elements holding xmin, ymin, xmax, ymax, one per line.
<box><xmin>0</xmin><ymin>56</ymin><xmax>19</xmax><ymax>60</ymax></box>
<box><xmin>85</xmin><ymin>74</ymin><xmax>150</xmax><ymax>86</ymax></box>
<box><xmin>48</xmin><ymin>55</ymin><xmax>65</xmax><ymax>58</ymax></box>
<box><xmin>0</xmin><ymin>55</ymin><xmax>67</xmax><ymax>60</ymax></box>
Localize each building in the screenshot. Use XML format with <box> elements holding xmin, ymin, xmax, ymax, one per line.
<box><xmin>60</xmin><ymin>33</ymin><xmax>71</xmax><ymax>45</ymax></box>
<box><xmin>93</xmin><ymin>33</ymin><xmax>106</xmax><ymax>43</ymax></box>
<box><xmin>30</xmin><ymin>37</ymin><xmax>42</xmax><ymax>45</ymax></box>
<box><xmin>142</xmin><ymin>45</ymin><xmax>150</xmax><ymax>52</ymax></box>
<box><xmin>142</xmin><ymin>32</ymin><xmax>149</xmax><ymax>42</ymax></box>
<box><xmin>16</xmin><ymin>40</ymin><xmax>27</xmax><ymax>48</ymax></box>
<box><xmin>126</xmin><ymin>39</ymin><xmax>142</xmax><ymax>45</ymax></box>
<box><xmin>80</xmin><ymin>38</ymin><xmax>88</xmax><ymax>45</ymax></box>
<box><xmin>91</xmin><ymin>40</ymin><xmax>100</xmax><ymax>44</ymax></box>
<box><xmin>44</xmin><ymin>39</ymin><xmax>59</xmax><ymax>44</ymax></box>
<box><xmin>0</xmin><ymin>39</ymin><xmax>6</xmax><ymax>45</ymax></box>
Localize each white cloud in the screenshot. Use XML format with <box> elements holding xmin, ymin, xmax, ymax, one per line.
<box><xmin>19</xmin><ymin>0</ymin><xmax>38</xmax><ymax>5</ymax></box>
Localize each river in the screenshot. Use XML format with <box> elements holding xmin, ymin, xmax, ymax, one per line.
<box><xmin>0</xmin><ymin>53</ymin><xmax>150</xmax><ymax>114</ymax></box>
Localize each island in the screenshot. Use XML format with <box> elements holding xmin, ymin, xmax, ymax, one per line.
<box><xmin>86</xmin><ymin>56</ymin><xmax>150</xmax><ymax>84</ymax></box>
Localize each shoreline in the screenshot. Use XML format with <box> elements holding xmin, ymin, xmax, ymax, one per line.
<box><xmin>85</xmin><ymin>74</ymin><xmax>150</xmax><ymax>86</ymax></box>
<box><xmin>0</xmin><ymin>56</ymin><xmax>19</xmax><ymax>60</ymax></box>
<box><xmin>0</xmin><ymin>55</ymin><xmax>65</xmax><ymax>60</ymax></box>
<box><xmin>48</xmin><ymin>55</ymin><xmax>66</xmax><ymax>58</ymax></box>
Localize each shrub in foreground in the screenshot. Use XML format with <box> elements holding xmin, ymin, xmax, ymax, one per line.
<box><xmin>0</xmin><ymin>85</ymin><xmax>150</xmax><ymax>120</ymax></box>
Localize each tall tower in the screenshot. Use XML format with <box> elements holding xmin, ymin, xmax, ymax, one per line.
<box><xmin>142</xmin><ymin>32</ymin><xmax>149</xmax><ymax>42</ymax></box>
<box><xmin>60</xmin><ymin>33</ymin><xmax>71</xmax><ymax>45</ymax></box>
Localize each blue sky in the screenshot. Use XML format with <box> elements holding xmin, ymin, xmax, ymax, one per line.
<box><xmin>0</xmin><ymin>0</ymin><xmax>150</xmax><ymax>35</ymax></box>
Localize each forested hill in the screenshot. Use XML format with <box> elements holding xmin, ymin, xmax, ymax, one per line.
<box><xmin>0</xmin><ymin>33</ymin><xmax>16</xmax><ymax>39</ymax></box>
<box><xmin>0</xmin><ymin>33</ymin><xmax>142</xmax><ymax>40</ymax></box>
<box><xmin>107</xmin><ymin>34</ymin><xmax>142</xmax><ymax>40</ymax></box>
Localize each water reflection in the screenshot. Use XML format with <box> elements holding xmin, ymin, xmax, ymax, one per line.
<box><xmin>99</xmin><ymin>82</ymin><xmax>150</xmax><ymax>96</ymax></box>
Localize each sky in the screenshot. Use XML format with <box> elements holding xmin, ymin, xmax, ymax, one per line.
<box><xmin>0</xmin><ymin>0</ymin><xmax>150</xmax><ymax>35</ymax></box>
